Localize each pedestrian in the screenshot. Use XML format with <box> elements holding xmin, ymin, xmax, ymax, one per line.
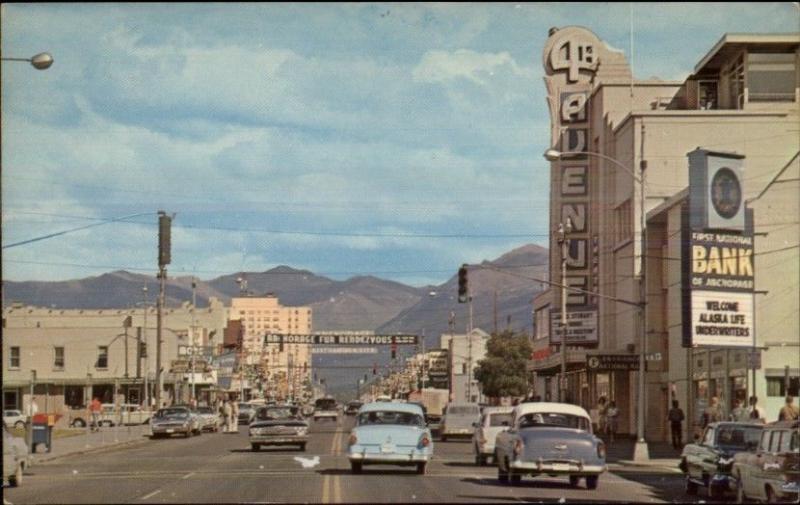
<box><xmin>729</xmin><ymin>398</ymin><xmax>748</xmax><ymax>422</ymax></box>
<box><xmin>606</xmin><ymin>400</ymin><xmax>619</xmax><ymax>444</ymax></box>
<box><xmin>702</xmin><ymin>396</ymin><xmax>723</xmax><ymax>428</ymax></box>
<box><xmin>597</xmin><ymin>396</ymin><xmax>608</xmax><ymax>437</ymax></box>
<box><xmin>778</xmin><ymin>396</ymin><xmax>800</xmax><ymax>421</ymax></box>
<box><xmin>668</xmin><ymin>400</ymin><xmax>685</xmax><ymax>449</ymax></box>
<box><xmin>90</xmin><ymin>397</ymin><xmax>102</xmax><ymax>432</ymax></box>
<box><xmin>222</xmin><ymin>399</ymin><xmax>233</xmax><ymax>433</ymax></box>
<box><xmin>231</xmin><ymin>399</ymin><xmax>239</xmax><ymax>430</ymax></box>
<box><xmin>748</xmin><ymin>396</ymin><xmax>764</xmax><ymax>423</ymax></box>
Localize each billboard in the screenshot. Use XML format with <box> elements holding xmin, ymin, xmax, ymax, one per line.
<box><xmin>549</xmin><ymin>308</ymin><xmax>598</xmax><ymax>345</ymax></box>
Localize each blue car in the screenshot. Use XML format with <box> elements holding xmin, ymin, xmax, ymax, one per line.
<box><xmin>347</xmin><ymin>402</ymin><xmax>433</xmax><ymax>474</ymax></box>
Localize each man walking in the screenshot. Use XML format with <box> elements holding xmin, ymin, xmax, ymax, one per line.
<box><xmin>729</xmin><ymin>398</ymin><xmax>749</xmax><ymax>422</ymax></box>
<box><xmin>668</xmin><ymin>400</ymin><xmax>685</xmax><ymax>449</ymax></box>
<box><xmin>778</xmin><ymin>396</ymin><xmax>800</xmax><ymax>421</ymax></box>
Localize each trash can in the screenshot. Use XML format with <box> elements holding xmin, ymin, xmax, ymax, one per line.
<box><xmin>30</xmin><ymin>413</ymin><xmax>59</xmax><ymax>453</ymax></box>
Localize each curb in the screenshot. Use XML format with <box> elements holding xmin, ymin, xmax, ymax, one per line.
<box><xmin>32</xmin><ymin>435</ymin><xmax>151</xmax><ymax>464</ymax></box>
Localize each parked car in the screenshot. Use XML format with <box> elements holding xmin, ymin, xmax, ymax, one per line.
<box><xmin>347</xmin><ymin>401</ymin><xmax>432</xmax><ymax>474</ymax></box>
<box><xmin>345</xmin><ymin>401</ymin><xmax>364</xmax><ymax>416</ymax></box>
<box><xmin>679</xmin><ymin>421</ymin><xmax>763</xmax><ymax>499</ymax></box>
<box><xmin>473</xmin><ymin>406</ymin><xmax>514</xmax><ymax>466</ymax></box>
<box><xmin>440</xmin><ymin>402</ymin><xmax>480</xmax><ymax>441</ymax></box>
<box><xmin>97</xmin><ymin>404</ymin><xmax>153</xmax><ymax>426</ymax></box>
<box><xmin>494</xmin><ymin>402</ymin><xmax>606</xmax><ymax>489</ymax></box>
<box><xmin>195</xmin><ymin>406</ymin><xmax>221</xmax><ymax>432</ymax></box>
<box><xmin>313</xmin><ymin>398</ymin><xmax>338</xmax><ymax>422</ymax></box>
<box><xmin>3</xmin><ymin>410</ymin><xmax>26</xmax><ymax>429</ymax></box>
<box><xmin>249</xmin><ymin>405</ymin><xmax>309</xmax><ymax>452</ymax></box>
<box><xmin>150</xmin><ymin>407</ymin><xmax>202</xmax><ymax>438</ymax></box>
<box><xmin>238</xmin><ymin>403</ymin><xmax>256</xmax><ymax>425</ymax></box>
<box><xmin>732</xmin><ymin>420</ymin><xmax>799</xmax><ymax>503</ymax></box>
<box><xmin>3</xmin><ymin>424</ymin><xmax>29</xmax><ymax>487</ymax></box>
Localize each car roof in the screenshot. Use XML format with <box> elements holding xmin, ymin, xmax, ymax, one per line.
<box><xmin>482</xmin><ymin>406</ymin><xmax>515</xmax><ymax>415</ymax></box>
<box><xmin>359</xmin><ymin>402</ymin><xmax>424</xmax><ymax>415</ymax></box>
<box><xmin>765</xmin><ymin>420</ymin><xmax>800</xmax><ymax>430</ymax></box>
<box><xmin>512</xmin><ymin>402</ymin><xmax>591</xmax><ymax>419</ymax></box>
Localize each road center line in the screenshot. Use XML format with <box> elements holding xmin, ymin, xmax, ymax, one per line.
<box><xmin>140</xmin><ymin>489</ymin><xmax>161</xmax><ymax>501</ymax></box>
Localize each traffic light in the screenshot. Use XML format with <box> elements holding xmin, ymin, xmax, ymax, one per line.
<box><xmin>458</xmin><ymin>264</ymin><xmax>468</xmax><ymax>303</ymax></box>
<box><xmin>138</xmin><ymin>341</ymin><xmax>147</xmax><ymax>358</ymax></box>
<box><xmin>158</xmin><ymin>211</ymin><xmax>172</xmax><ymax>266</ymax></box>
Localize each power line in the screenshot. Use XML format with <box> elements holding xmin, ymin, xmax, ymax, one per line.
<box><xmin>2</xmin><ymin>212</ymin><xmax>155</xmax><ymax>249</ymax></box>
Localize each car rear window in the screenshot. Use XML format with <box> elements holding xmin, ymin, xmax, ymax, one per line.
<box><xmin>358</xmin><ymin>411</ymin><xmax>424</xmax><ymax>427</ymax></box>
<box><xmin>257</xmin><ymin>407</ymin><xmax>295</xmax><ymax>420</ymax></box>
<box><xmin>518</xmin><ymin>412</ymin><xmax>590</xmax><ymax>431</ymax></box>
<box><xmin>447</xmin><ymin>406</ymin><xmax>479</xmax><ymax>415</ymax></box>
<box><xmin>489</xmin><ymin>413</ymin><xmax>512</xmax><ymax>427</ymax></box>
<box><xmin>315</xmin><ymin>399</ymin><xmax>337</xmax><ymax>410</ymax></box>
<box><xmin>716</xmin><ymin>425</ymin><xmax>762</xmax><ymax>450</ymax></box>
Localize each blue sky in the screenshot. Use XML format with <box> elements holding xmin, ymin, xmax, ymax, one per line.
<box><xmin>2</xmin><ymin>3</ymin><xmax>797</xmax><ymax>285</ymax></box>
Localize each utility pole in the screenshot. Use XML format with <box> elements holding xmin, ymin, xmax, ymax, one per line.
<box><xmin>156</xmin><ymin>211</ymin><xmax>172</xmax><ymax>409</ymax></box>
<box><xmin>191</xmin><ymin>277</ymin><xmax>197</xmax><ymax>403</ymax></box>
<box><xmin>557</xmin><ymin>218</ymin><xmax>573</xmax><ymax>404</ymax></box>
<box><xmin>142</xmin><ymin>285</ymin><xmax>149</xmax><ymax>409</ymax></box>
<box><xmin>123</xmin><ymin>315</ymin><xmax>131</xmax><ymax>379</ymax></box>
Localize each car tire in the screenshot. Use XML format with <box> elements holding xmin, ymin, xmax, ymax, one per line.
<box><xmin>14</xmin><ymin>421</ymin><xmax>25</xmax><ymax>429</ymax></box>
<box><xmin>416</xmin><ymin>463</ymin><xmax>427</xmax><ymax>475</ymax></box>
<box><xmin>585</xmin><ymin>475</ymin><xmax>599</xmax><ymax>490</ymax></box>
<box><xmin>251</xmin><ymin>443</ymin><xmax>260</xmax><ymax>452</ymax></box>
<box><xmin>685</xmin><ymin>476</ymin><xmax>699</xmax><ymax>495</ymax></box>
<box><xmin>569</xmin><ymin>475</ymin><xmax>581</xmax><ymax>487</ymax></box>
<box><xmin>10</xmin><ymin>463</ymin><xmax>23</xmax><ymax>487</ymax></box>
<box><xmin>72</xmin><ymin>418</ymin><xmax>87</xmax><ymax>428</ymax></box>
<box><xmin>351</xmin><ymin>461</ymin><xmax>362</xmax><ymax>474</ymax></box>
<box><xmin>475</xmin><ymin>452</ymin><xmax>486</xmax><ymax>466</ymax></box>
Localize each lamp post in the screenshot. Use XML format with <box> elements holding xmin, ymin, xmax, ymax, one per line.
<box><xmin>2</xmin><ymin>52</ymin><xmax>54</xmax><ymax>70</ymax></box>
<box><xmin>544</xmin><ymin>147</ymin><xmax>650</xmax><ymax>461</ymax></box>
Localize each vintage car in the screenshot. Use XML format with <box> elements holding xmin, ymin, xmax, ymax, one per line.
<box><xmin>3</xmin><ymin>410</ymin><xmax>26</xmax><ymax>429</ymax></box>
<box><xmin>97</xmin><ymin>403</ymin><xmax>153</xmax><ymax>426</ymax></box>
<box><xmin>473</xmin><ymin>406</ymin><xmax>514</xmax><ymax>466</ymax></box>
<box><xmin>150</xmin><ymin>407</ymin><xmax>202</xmax><ymax>438</ymax></box>
<box><xmin>238</xmin><ymin>402</ymin><xmax>256</xmax><ymax>425</ymax></box>
<box><xmin>347</xmin><ymin>402</ymin><xmax>433</xmax><ymax>474</ymax></box>
<box><xmin>313</xmin><ymin>397</ymin><xmax>338</xmax><ymax>422</ymax></box>
<box><xmin>732</xmin><ymin>420</ymin><xmax>799</xmax><ymax>503</ymax></box>
<box><xmin>195</xmin><ymin>406</ymin><xmax>221</xmax><ymax>432</ymax></box>
<box><xmin>494</xmin><ymin>402</ymin><xmax>606</xmax><ymax>489</ymax></box>
<box><xmin>249</xmin><ymin>405</ymin><xmax>309</xmax><ymax>451</ymax></box>
<box><xmin>440</xmin><ymin>402</ymin><xmax>480</xmax><ymax>441</ymax></box>
<box><xmin>345</xmin><ymin>401</ymin><xmax>364</xmax><ymax>416</ymax></box>
<box><xmin>3</xmin><ymin>424</ymin><xmax>29</xmax><ymax>487</ymax></box>
<box><xmin>679</xmin><ymin>421</ymin><xmax>763</xmax><ymax>498</ymax></box>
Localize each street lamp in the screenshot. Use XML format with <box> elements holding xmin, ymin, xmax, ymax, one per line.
<box><xmin>2</xmin><ymin>52</ymin><xmax>54</xmax><ymax>70</ymax></box>
<box><xmin>543</xmin><ymin>147</ymin><xmax>650</xmax><ymax>461</ymax></box>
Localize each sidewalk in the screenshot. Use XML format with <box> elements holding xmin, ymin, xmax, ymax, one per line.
<box><xmin>29</xmin><ymin>424</ymin><xmax>152</xmax><ymax>464</ymax></box>
<box><xmin>602</xmin><ymin>436</ymin><xmax>683</xmax><ymax>473</ymax></box>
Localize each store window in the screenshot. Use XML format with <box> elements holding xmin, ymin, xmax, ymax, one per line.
<box><xmin>766</xmin><ymin>376</ymin><xmax>800</xmax><ymax>397</ymax></box>
<box><xmin>748</xmin><ymin>52</ymin><xmax>797</xmax><ymax>102</ymax></box>
<box><xmin>10</xmin><ymin>346</ymin><xmax>20</xmax><ymax>369</ymax></box>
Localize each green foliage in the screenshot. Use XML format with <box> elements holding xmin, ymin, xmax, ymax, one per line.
<box><xmin>474</xmin><ymin>330</ymin><xmax>532</xmax><ymax>399</ymax></box>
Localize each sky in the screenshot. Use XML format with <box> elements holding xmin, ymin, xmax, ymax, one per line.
<box><xmin>2</xmin><ymin>3</ymin><xmax>798</xmax><ymax>286</ymax></box>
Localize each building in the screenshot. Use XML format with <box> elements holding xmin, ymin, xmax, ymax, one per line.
<box><xmin>441</xmin><ymin>329</ymin><xmax>490</xmax><ymax>403</ymax></box>
<box><xmin>531</xmin><ymin>27</ymin><xmax>799</xmax><ymax>441</ymax></box>
<box><xmin>228</xmin><ymin>295</ymin><xmax>313</xmax><ymax>401</ymax></box>
<box><xmin>2</xmin><ymin>298</ymin><xmax>229</xmax><ymax>426</ymax></box>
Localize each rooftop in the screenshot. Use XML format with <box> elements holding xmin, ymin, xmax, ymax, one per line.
<box><xmin>694</xmin><ymin>33</ymin><xmax>800</xmax><ymax>75</ymax></box>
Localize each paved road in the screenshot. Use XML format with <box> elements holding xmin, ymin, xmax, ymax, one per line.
<box><xmin>5</xmin><ymin>416</ymin><xmax>700</xmax><ymax>504</ymax></box>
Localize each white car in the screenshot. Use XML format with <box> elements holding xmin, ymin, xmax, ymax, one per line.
<box><xmin>472</xmin><ymin>406</ymin><xmax>514</xmax><ymax>466</ymax></box>
<box><xmin>3</xmin><ymin>424</ymin><xmax>29</xmax><ymax>487</ymax></box>
<box><xmin>313</xmin><ymin>398</ymin><xmax>338</xmax><ymax>422</ymax></box>
<box><xmin>3</xmin><ymin>410</ymin><xmax>27</xmax><ymax>429</ymax></box>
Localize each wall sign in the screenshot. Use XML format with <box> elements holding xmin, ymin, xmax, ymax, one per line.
<box><xmin>549</xmin><ymin>309</ymin><xmax>598</xmax><ymax>345</ymax></box>
<box><xmin>586</xmin><ymin>354</ymin><xmax>639</xmax><ymax>371</ymax></box>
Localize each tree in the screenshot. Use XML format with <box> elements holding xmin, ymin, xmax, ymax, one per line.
<box><xmin>474</xmin><ymin>330</ymin><xmax>532</xmax><ymax>400</ymax></box>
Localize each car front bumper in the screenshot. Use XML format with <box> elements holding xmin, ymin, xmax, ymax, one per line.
<box><xmin>442</xmin><ymin>428</ymin><xmax>473</xmax><ymax>436</ymax></box>
<box><xmin>151</xmin><ymin>425</ymin><xmax>191</xmax><ymax>435</ymax></box>
<box><xmin>250</xmin><ymin>435</ymin><xmax>308</xmax><ymax>445</ymax></box>
<box><xmin>510</xmin><ymin>459</ymin><xmax>606</xmax><ymax>475</ymax></box>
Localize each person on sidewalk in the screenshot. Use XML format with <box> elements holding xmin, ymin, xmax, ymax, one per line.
<box><xmin>778</xmin><ymin>396</ymin><xmax>800</xmax><ymax>421</ymax></box>
<box><xmin>702</xmin><ymin>396</ymin><xmax>723</xmax><ymax>428</ymax></box>
<box><xmin>596</xmin><ymin>396</ymin><xmax>608</xmax><ymax>438</ymax></box>
<box><xmin>89</xmin><ymin>397</ymin><xmax>102</xmax><ymax>432</ymax></box>
<box><xmin>231</xmin><ymin>399</ymin><xmax>239</xmax><ymax>430</ymax></box>
<box><xmin>668</xmin><ymin>400</ymin><xmax>685</xmax><ymax>449</ymax></box>
<box><xmin>748</xmin><ymin>396</ymin><xmax>765</xmax><ymax>423</ymax></box>
<box><xmin>606</xmin><ymin>400</ymin><xmax>619</xmax><ymax>445</ymax></box>
<box><xmin>729</xmin><ymin>398</ymin><xmax>748</xmax><ymax>422</ymax></box>
<box><xmin>223</xmin><ymin>399</ymin><xmax>233</xmax><ymax>433</ymax></box>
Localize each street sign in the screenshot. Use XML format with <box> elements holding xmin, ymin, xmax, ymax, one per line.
<box><xmin>264</xmin><ymin>333</ymin><xmax>418</xmax><ymax>345</ymax></box>
<box><xmin>746</xmin><ymin>350</ymin><xmax>761</xmax><ymax>370</ymax></box>
<box><xmin>645</xmin><ymin>352</ymin><xmax>662</xmax><ymax>362</ymax></box>
<box><xmin>586</xmin><ymin>354</ymin><xmax>639</xmax><ymax>371</ymax></box>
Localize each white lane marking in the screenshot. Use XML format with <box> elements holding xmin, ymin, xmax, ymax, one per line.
<box><xmin>181</xmin><ymin>472</ymin><xmax>195</xmax><ymax>480</ymax></box>
<box><xmin>140</xmin><ymin>489</ymin><xmax>161</xmax><ymax>500</ymax></box>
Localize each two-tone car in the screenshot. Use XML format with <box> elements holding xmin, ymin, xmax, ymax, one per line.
<box><xmin>345</xmin><ymin>401</ymin><xmax>363</xmax><ymax>416</ymax></box>
<box><xmin>195</xmin><ymin>406</ymin><xmax>221</xmax><ymax>432</ymax></box>
<box><xmin>472</xmin><ymin>406</ymin><xmax>514</xmax><ymax>466</ymax></box>
<box><xmin>732</xmin><ymin>420</ymin><xmax>799</xmax><ymax>503</ymax></box>
<box><xmin>313</xmin><ymin>398</ymin><xmax>338</xmax><ymax>422</ymax></box>
<box><xmin>679</xmin><ymin>421</ymin><xmax>763</xmax><ymax>499</ymax></box>
<box><xmin>439</xmin><ymin>402</ymin><xmax>480</xmax><ymax>441</ymax></box>
<box><xmin>347</xmin><ymin>402</ymin><xmax>433</xmax><ymax>474</ymax></box>
<box><xmin>494</xmin><ymin>402</ymin><xmax>606</xmax><ymax>489</ymax></box>
<box><xmin>249</xmin><ymin>405</ymin><xmax>309</xmax><ymax>452</ymax></box>
<box><xmin>150</xmin><ymin>407</ymin><xmax>202</xmax><ymax>438</ymax></box>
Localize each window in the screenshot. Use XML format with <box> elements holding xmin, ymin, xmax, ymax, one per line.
<box><xmin>698</xmin><ymin>80</ymin><xmax>719</xmax><ymax>109</ymax></box>
<box><xmin>96</xmin><ymin>346</ymin><xmax>108</xmax><ymax>369</ymax></box>
<box><xmin>769</xmin><ymin>431</ymin><xmax>781</xmax><ymax>453</ymax></box>
<box><xmin>767</xmin><ymin>377</ymin><xmax>800</xmax><ymax>397</ymax></box>
<box><xmin>779</xmin><ymin>431</ymin><xmax>793</xmax><ymax>453</ymax></box>
<box><xmin>9</xmin><ymin>347</ymin><xmax>20</xmax><ymax>369</ymax></box>
<box><xmin>748</xmin><ymin>53</ymin><xmax>796</xmax><ymax>102</ymax></box>
<box><xmin>725</xmin><ymin>54</ymin><xmax>745</xmax><ymax>109</ymax></box>
<box><xmin>614</xmin><ymin>199</ymin><xmax>632</xmax><ymax>245</ymax></box>
<box><xmin>54</xmin><ymin>346</ymin><xmax>65</xmax><ymax>369</ymax></box>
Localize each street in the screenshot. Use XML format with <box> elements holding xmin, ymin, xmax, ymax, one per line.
<box><xmin>5</xmin><ymin>417</ymin><xmax>697</xmax><ymax>504</ymax></box>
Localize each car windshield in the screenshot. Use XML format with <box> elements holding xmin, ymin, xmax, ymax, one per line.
<box><xmin>358</xmin><ymin>410</ymin><xmax>424</xmax><ymax>426</ymax></box>
<box><xmin>156</xmin><ymin>409</ymin><xmax>189</xmax><ymax>419</ymax></box>
<box><xmin>315</xmin><ymin>399</ymin><xmax>337</xmax><ymax>410</ymax></box>
<box><xmin>489</xmin><ymin>413</ymin><xmax>513</xmax><ymax>427</ymax></box>
<box><xmin>715</xmin><ymin>425</ymin><xmax>762</xmax><ymax>449</ymax></box>
<box><xmin>256</xmin><ymin>407</ymin><xmax>297</xmax><ymax>420</ymax></box>
<box><xmin>347</xmin><ymin>402</ymin><xmax>363</xmax><ymax>408</ymax></box>
<box><xmin>518</xmin><ymin>412</ymin><xmax>591</xmax><ymax>431</ymax></box>
<box><xmin>447</xmin><ymin>406</ymin><xmax>479</xmax><ymax>416</ymax></box>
